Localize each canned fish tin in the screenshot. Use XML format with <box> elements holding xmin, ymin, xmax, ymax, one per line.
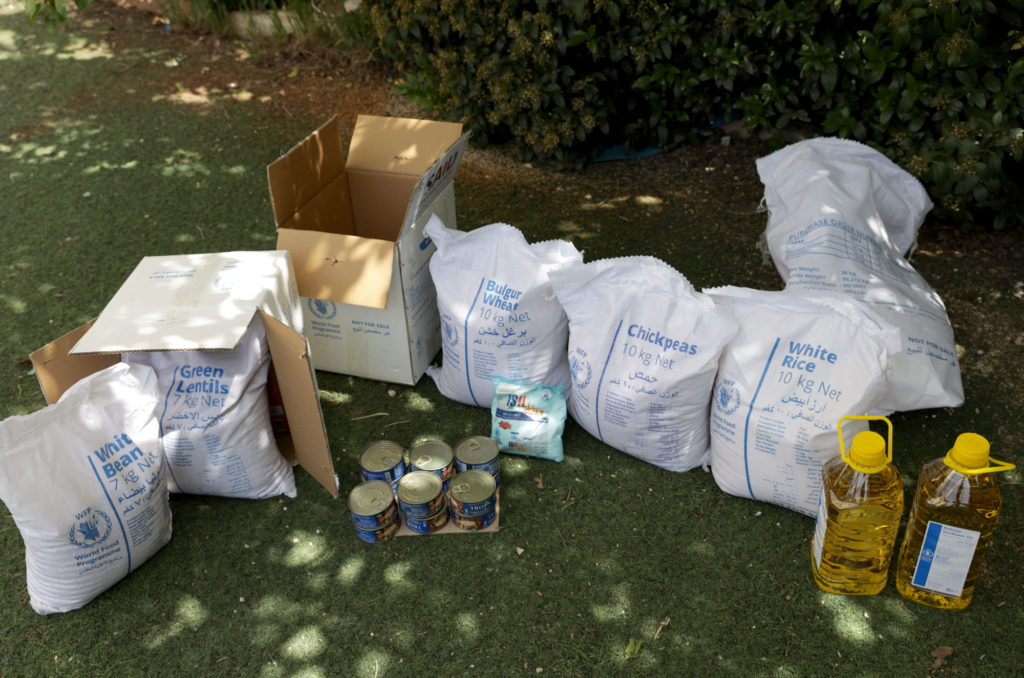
<box><xmin>396</xmin><ymin>471</ymin><xmax>445</xmax><ymax>519</ymax></box>
<box><xmin>354</xmin><ymin>514</ymin><xmax>400</xmax><ymax>543</ymax></box>
<box><xmin>404</xmin><ymin>499</ymin><xmax>450</xmax><ymax>534</ymax></box>
<box><xmin>409</xmin><ymin>439</ymin><xmax>455</xmax><ymax>488</ymax></box>
<box><xmin>450</xmin><ymin>507</ymin><xmax>496</xmax><ymax>531</ymax></box>
<box><xmin>360</xmin><ymin>440</ymin><xmax>406</xmax><ymax>484</ymax></box>
<box><xmin>454</xmin><ymin>436</ymin><xmax>501</xmax><ymax>485</ymax></box>
<box><xmin>348</xmin><ymin>481</ymin><xmax>399</xmax><ymax>530</ymax></box>
<box><xmin>447</xmin><ymin>470</ymin><xmax>498</xmax><ymax>517</ymax></box>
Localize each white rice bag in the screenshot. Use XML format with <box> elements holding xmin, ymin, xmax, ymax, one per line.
<box><xmin>426</xmin><ymin>216</ymin><xmax>582</xmax><ymax>407</ymax></box>
<box><xmin>705</xmin><ymin>287</ymin><xmax>901</xmax><ymax>516</ymax></box>
<box><xmin>549</xmin><ymin>257</ymin><xmax>739</xmax><ymax>472</ymax></box>
<box><xmin>0</xmin><ymin>362</ymin><xmax>172</xmax><ymax>615</ymax></box>
<box><xmin>756</xmin><ymin>137</ymin><xmax>963</xmax><ymax>413</ymax></box>
<box><xmin>123</xmin><ymin>314</ymin><xmax>296</xmax><ymax>499</ymax></box>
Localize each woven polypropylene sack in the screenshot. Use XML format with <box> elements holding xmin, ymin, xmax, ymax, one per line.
<box><xmin>426</xmin><ymin>216</ymin><xmax>582</xmax><ymax>407</ymax></box>
<box><xmin>550</xmin><ymin>257</ymin><xmax>739</xmax><ymax>472</ymax></box>
<box><xmin>0</xmin><ymin>362</ymin><xmax>172</xmax><ymax>615</ymax></box>
<box><xmin>756</xmin><ymin>137</ymin><xmax>962</xmax><ymax>413</ymax></box>
<box><xmin>123</xmin><ymin>314</ymin><xmax>296</xmax><ymax>499</ymax></box>
<box><xmin>705</xmin><ymin>287</ymin><xmax>901</xmax><ymax>516</ymax></box>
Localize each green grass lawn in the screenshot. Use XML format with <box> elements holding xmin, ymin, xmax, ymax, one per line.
<box><xmin>1</xmin><ymin>2</ymin><xmax>1022</xmax><ymax>676</ymax></box>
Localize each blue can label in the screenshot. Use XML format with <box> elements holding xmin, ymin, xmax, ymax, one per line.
<box><xmin>448</xmin><ymin>493</ymin><xmax>496</xmax><ymax>517</ymax></box>
<box><xmin>398</xmin><ymin>494</ymin><xmax>443</xmax><ymax>518</ymax></box>
<box><xmin>354</xmin><ymin>515</ymin><xmax>399</xmax><ymax>543</ymax></box>
<box><xmin>451</xmin><ymin>508</ymin><xmax>496</xmax><ymax>531</ymax></box>
<box><xmin>362</xmin><ymin>457</ymin><xmax>406</xmax><ymax>484</ymax></box>
<box><xmin>351</xmin><ymin>499</ymin><xmax>397</xmax><ymax>530</ymax></box>
<box><xmin>455</xmin><ymin>457</ymin><xmax>500</xmax><ymax>476</ymax></box>
<box><xmin>405</xmin><ymin>504</ymin><xmax>450</xmax><ymax>534</ymax></box>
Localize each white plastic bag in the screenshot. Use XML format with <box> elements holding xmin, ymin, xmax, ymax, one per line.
<box><xmin>705</xmin><ymin>287</ymin><xmax>901</xmax><ymax>516</ymax></box>
<box><xmin>756</xmin><ymin>137</ymin><xmax>963</xmax><ymax>413</ymax></box>
<box><xmin>0</xmin><ymin>362</ymin><xmax>172</xmax><ymax>615</ymax></box>
<box><xmin>426</xmin><ymin>216</ymin><xmax>582</xmax><ymax>407</ymax></box>
<box><xmin>123</xmin><ymin>314</ymin><xmax>296</xmax><ymax>499</ymax></box>
<box><xmin>550</xmin><ymin>257</ymin><xmax>739</xmax><ymax>472</ymax></box>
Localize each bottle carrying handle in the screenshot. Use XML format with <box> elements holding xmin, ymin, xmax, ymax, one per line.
<box><xmin>945</xmin><ymin>455</ymin><xmax>1017</xmax><ymax>476</ymax></box>
<box><xmin>837</xmin><ymin>415</ymin><xmax>893</xmax><ymax>474</ymax></box>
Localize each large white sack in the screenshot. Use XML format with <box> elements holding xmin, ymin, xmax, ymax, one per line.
<box><xmin>0</xmin><ymin>362</ymin><xmax>172</xmax><ymax>615</ymax></box>
<box><xmin>755</xmin><ymin>137</ymin><xmax>932</xmax><ymax>257</ymax></box>
<box><xmin>706</xmin><ymin>287</ymin><xmax>901</xmax><ymax>516</ymax></box>
<box><xmin>426</xmin><ymin>216</ymin><xmax>582</xmax><ymax>407</ymax></box>
<box><xmin>550</xmin><ymin>257</ymin><xmax>739</xmax><ymax>472</ymax></box>
<box><xmin>123</xmin><ymin>314</ymin><xmax>296</xmax><ymax>499</ymax></box>
<box><xmin>756</xmin><ymin>137</ymin><xmax>963</xmax><ymax>413</ymax></box>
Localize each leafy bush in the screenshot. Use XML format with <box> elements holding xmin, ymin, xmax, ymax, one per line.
<box><xmin>370</xmin><ymin>0</ymin><xmax>1023</xmax><ymax>227</ymax></box>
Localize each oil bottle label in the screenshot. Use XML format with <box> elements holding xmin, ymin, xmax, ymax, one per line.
<box><xmin>811</xmin><ymin>486</ymin><xmax>827</xmax><ymax>569</ymax></box>
<box><xmin>910</xmin><ymin>521</ymin><xmax>981</xmax><ymax>597</ymax></box>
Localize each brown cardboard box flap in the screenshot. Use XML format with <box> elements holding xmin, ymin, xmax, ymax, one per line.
<box><xmin>261</xmin><ymin>311</ymin><xmax>338</xmax><ymax>497</ymax></box>
<box><xmin>29</xmin><ymin>320</ymin><xmax>118</xmax><ymax>404</ymax></box>
<box><xmin>347</xmin><ymin>115</ymin><xmax>464</xmax><ymax>177</ymax></box>
<box><xmin>267</xmin><ymin>116</ymin><xmax>351</xmax><ymax>232</ymax></box>
<box><xmin>277</xmin><ymin>228</ymin><xmax>395</xmax><ymax>309</ymax></box>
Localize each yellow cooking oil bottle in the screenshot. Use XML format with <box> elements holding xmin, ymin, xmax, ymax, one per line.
<box><xmin>895</xmin><ymin>432</ymin><xmax>1016</xmax><ymax>610</ymax></box>
<box><xmin>811</xmin><ymin>416</ymin><xmax>903</xmax><ymax>595</ymax></box>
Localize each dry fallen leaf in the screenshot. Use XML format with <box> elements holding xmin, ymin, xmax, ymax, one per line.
<box><xmin>535</xmin><ymin>474</ymin><xmax>544</xmax><ymax>489</ymax></box>
<box><xmin>930</xmin><ymin>645</ymin><xmax>954</xmax><ymax>669</ymax></box>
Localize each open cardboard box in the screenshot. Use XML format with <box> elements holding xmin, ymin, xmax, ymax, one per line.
<box><xmin>268</xmin><ymin>114</ymin><xmax>470</xmax><ymax>385</ymax></box>
<box><xmin>30</xmin><ymin>251</ymin><xmax>339</xmax><ymax>498</ymax></box>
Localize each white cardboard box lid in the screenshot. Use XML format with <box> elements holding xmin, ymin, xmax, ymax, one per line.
<box><xmin>71</xmin><ymin>251</ymin><xmax>303</xmax><ymax>354</ymax></box>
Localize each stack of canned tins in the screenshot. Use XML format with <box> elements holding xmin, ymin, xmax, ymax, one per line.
<box><xmin>348</xmin><ymin>436</ymin><xmax>501</xmax><ymax>542</ymax></box>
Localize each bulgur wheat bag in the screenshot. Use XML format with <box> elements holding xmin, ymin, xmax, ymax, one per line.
<box><xmin>426</xmin><ymin>215</ymin><xmax>582</xmax><ymax>407</ymax></box>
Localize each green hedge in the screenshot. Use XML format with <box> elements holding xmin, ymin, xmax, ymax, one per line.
<box><xmin>369</xmin><ymin>0</ymin><xmax>1023</xmax><ymax>228</ymax></box>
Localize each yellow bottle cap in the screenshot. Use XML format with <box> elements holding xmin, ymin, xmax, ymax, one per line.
<box><xmin>943</xmin><ymin>433</ymin><xmax>1016</xmax><ymax>475</ymax></box>
<box><xmin>848</xmin><ymin>431</ymin><xmax>887</xmax><ymax>472</ymax></box>
<box><xmin>838</xmin><ymin>415</ymin><xmax>893</xmax><ymax>474</ymax></box>
<box><xmin>947</xmin><ymin>432</ymin><xmax>990</xmax><ymax>469</ymax></box>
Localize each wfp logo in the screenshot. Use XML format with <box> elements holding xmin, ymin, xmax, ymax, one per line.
<box><xmin>68</xmin><ymin>507</ymin><xmax>112</xmax><ymax>548</ymax></box>
<box><xmin>419</xmin><ymin>236</ymin><xmax>432</xmax><ymax>251</ymax></box>
<box><xmin>569</xmin><ymin>353</ymin><xmax>592</xmax><ymax>389</ymax></box>
<box><xmin>441</xmin><ymin>314</ymin><xmax>459</xmax><ymax>348</ymax></box>
<box><xmin>308</xmin><ymin>298</ymin><xmax>337</xmax><ymax>320</ymax></box>
<box><xmin>715</xmin><ymin>382</ymin><xmax>740</xmax><ymax>415</ymax></box>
